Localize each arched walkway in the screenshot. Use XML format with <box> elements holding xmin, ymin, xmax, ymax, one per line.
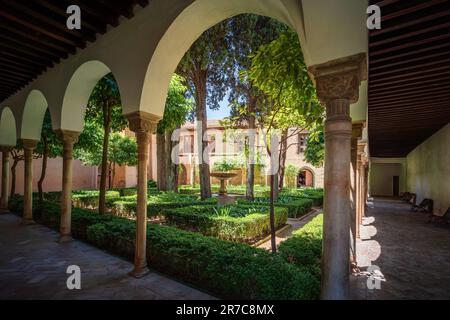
<box><xmin>298</xmin><ymin>167</ymin><xmax>315</xmax><ymax>188</ymax></box>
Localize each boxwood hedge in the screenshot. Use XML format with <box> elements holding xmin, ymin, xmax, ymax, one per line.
<box><xmin>162</xmin><ymin>205</ymin><xmax>288</xmax><ymax>243</ymax></box>
<box><xmin>237</xmin><ymin>196</ymin><xmax>314</xmax><ymax>218</ymax></box>
<box><xmin>8</xmin><ymin>196</ymin><xmax>320</xmax><ymax>300</ymax></box>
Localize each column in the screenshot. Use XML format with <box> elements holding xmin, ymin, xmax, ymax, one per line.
<box><xmin>55</xmin><ymin>130</ymin><xmax>80</xmax><ymax>242</ymax></box>
<box><xmin>0</xmin><ymin>146</ymin><xmax>12</xmax><ymax>212</ymax></box>
<box><xmin>350</xmin><ymin>124</ymin><xmax>363</xmax><ymax>260</ymax></box>
<box><xmin>355</xmin><ymin>142</ymin><xmax>365</xmax><ymax>238</ymax></box>
<box><xmin>21</xmin><ymin>139</ymin><xmax>38</xmax><ymax>225</ymax></box>
<box><xmin>126</xmin><ymin>111</ymin><xmax>160</xmax><ymax>278</ymax></box>
<box><xmin>309</xmin><ymin>53</ymin><xmax>367</xmax><ymax>300</ymax></box>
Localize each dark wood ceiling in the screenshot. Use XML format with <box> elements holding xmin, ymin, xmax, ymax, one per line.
<box><xmin>0</xmin><ymin>0</ymin><xmax>149</xmax><ymax>103</ymax></box>
<box><xmin>368</xmin><ymin>0</ymin><xmax>450</xmax><ymax>157</ymax></box>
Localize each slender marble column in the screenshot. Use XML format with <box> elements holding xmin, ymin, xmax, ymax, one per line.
<box><xmin>309</xmin><ymin>53</ymin><xmax>367</xmax><ymax>300</ymax></box>
<box><xmin>126</xmin><ymin>111</ymin><xmax>160</xmax><ymax>278</ymax></box>
<box><xmin>0</xmin><ymin>146</ymin><xmax>12</xmax><ymax>212</ymax></box>
<box><xmin>56</xmin><ymin>130</ymin><xmax>80</xmax><ymax>243</ymax></box>
<box><xmin>21</xmin><ymin>139</ymin><xmax>38</xmax><ymax>224</ymax></box>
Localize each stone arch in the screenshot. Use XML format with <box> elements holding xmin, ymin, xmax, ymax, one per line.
<box><xmin>298</xmin><ymin>166</ymin><xmax>315</xmax><ymax>188</ymax></box>
<box><xmin>139</xmin><ymin>0</ymin><xmax>304</xmax><ymax>117</ymax></box>
<box><xmin>0</xmin><ymin>107</ymin><xmax>17</xmax><ymax>146</ymax></box>
<box><xmin>61</xmin><ymin>60</ymin><xmax>113</xmax><ymax>132</ymax></box>
<box><xmin>21</xmin><ymin>90</ymin><xmax>50</xmax><ymax>140</ymax></box>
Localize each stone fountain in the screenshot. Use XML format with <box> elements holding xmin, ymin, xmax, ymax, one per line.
<box><xmin>210</xmin><ymin>171</ymin><xmax>237</xmax><ymax>195</ymax></box>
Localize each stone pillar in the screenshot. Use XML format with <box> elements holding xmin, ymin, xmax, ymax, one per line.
<box><xmin>355</xmin><ymin>142</ymin><xmax>365</xmax><ymax>238</ymax></box>
<box><xmin>126</xmin><ymin>111</ymin><xmax>160</xmax><ymax>278</ymax></box>
<box><xmin>309</xmin><ymin>53</ymin><xmax>367</xmax><ymax>300</ymax></box>
<box><xmin>21</xmin><ymin>139</ymin><xmax>38</xmax><ymax>224</ymax></box>
<box><xmin>0</xmin><ymin>146</ymin><xmax>12</xmax><ymax>212</ymax></box>
<box><xmin>350</xmin><ymin>124</ymin><xmax>363</xmax><ymax>259</ymax></box>
<box><xmin>55</xmin><ymin>130</ymin><xmax>80</xmax><ymax>242</ymax></box>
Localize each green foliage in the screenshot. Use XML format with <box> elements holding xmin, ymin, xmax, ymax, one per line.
<box><xmin>157</xmin><ymin>74</ymin><xmax>193</xmax><ymax>134</ymax></box>
<box><xmin>304</xmin><ymin>123</ymin><xmax>325</xmax><ymax>167</ymax></box>
<box><xmin>163</xmin><ymin>205</ymin><xmax>288</xmax><ymax>243</ymax></box>
<box><xmin>245</xmin><ymin>31</ymin><xmax>324</xmax><ymax>125</ymax></box>
<box><xmin>109</xmin><ymin>192</ymin><xmax>218</xmax><ymax>218</ymax></box>
<box><xmin>35</xmin><ymin>110</ymin><xmax>62</xmax><ymax>158</ymax></box>
<box><xmin>10</xmin><ymin>196</ymin><xmax>320</xmax><ymax>299</ymax></box>
<box><xmin>109</xmin><ymin>133</ymin><xmax>138</xmax><ymax>167</ymax></box>
<box><xmin>237</xmin><ymin>196</ymin><xmax>313</xmax><ymax>218</ymax></box>
<box><xmin>212</xmin><ymin>158</ymin><xmax>241</xmax><ymax>172</ymax></box>
<box><xmin>280</xmin><ymin>188</ymin><xmax>324</xmax><ymax>206</ymax></box>
<box><xmin>285</xmin><ymin>164</ymin><xmax>299</xmax><ymax>179</ymax></box>
<box><xmin>85</xmin><ymin>73</ymin><xmax>126</xmax><ymax>132</ymax></box>
<box><xmin>279</xmin><ymin>214</ymin><xmax>323</xmax><ymax>278</ymax></box>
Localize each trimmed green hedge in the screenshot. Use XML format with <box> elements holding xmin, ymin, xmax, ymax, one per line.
<box><xmin>109</xmin><ymin>192</ymin><xmax>218</xmax><ymax>218</ymax></box>
<box><xmin>237</xmin><ymin>196</ymin><xmax>313</xmax><ymax>218</ymax></box>
<box><xmin>280</xmin><ymin>188</ymin><xmax>324</xmax><ymax>206</ymax></box>
<box><xmin>278</xmin><ymin>214</ymin><xmax>323</xmax><ymax>278</ymax></box>
<box><xmin>9</xmin><ymin>196</ymin><xmax>320</xmax><ymax>299</ymax></box>
<box><xmin>71</xmin><ymin>190</ymin><xmax>121</xmax><ymax>210</ymax></box>
<box><xmin>87</xmin><ymin>219</ymin><xmax>319</xmax><ymax>299</ymax></box>
<box><xmin>163</xmin><ymin>205</ymin><xmax>288</xmax><ymax>243</ymax></box>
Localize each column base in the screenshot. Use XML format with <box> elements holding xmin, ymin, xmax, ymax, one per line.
<box><xmin>20</xmin><ymin>218</ymin><xmax>35</xmax><ymax>225</ymax></box>
<box><xmin>129</xmin><ymin>265</ymin><xmax>150</xmax><ymax>278</ymax></box>
<box><xmin>58</xmin><ymin>234</ymin><xmax>73</xmax><ymax>243</ymax></box>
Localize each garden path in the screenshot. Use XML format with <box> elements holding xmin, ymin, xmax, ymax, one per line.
<box><xmin>0</xmin><ymin>213</ymin><xmax>216</xmax><ymax>300</ymax></box>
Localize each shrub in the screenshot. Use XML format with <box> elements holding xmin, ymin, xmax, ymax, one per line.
<box><xmin>163</xmin><ymin>205</ymin><xmax>288</xmax><ymax>243</ymax></box>
<box><xmin>72</xmin><ymin>190</ymin><xmax>121</xmax><ymax>210</ymax></box>
<box><xmin>237</xmin><ymin>196</ymin><xmax>313</xmax><ymax>218</ymax></box>
<box><xmin>280</xmin><ymin>188</ymin><xmax>324</xmax><ymax>206</ymax></box>
<box><xmin>278</xmin><ymin>214</ymin><xmax>323</xmax><ymax>278</ymax></box>
<box><xmin>10</xmin><ymin>196</ymin><xmax>320</xmax><ymax>299</ymax></box>
<box><xmin>109</xmin><ymin>192</ymin><xmax>218</xmax><ymax>218</ymax></box>
<box><xmin>87</xmin><ymin>219</ymin><xmax>319</xmax><ymax>299</ymax></box>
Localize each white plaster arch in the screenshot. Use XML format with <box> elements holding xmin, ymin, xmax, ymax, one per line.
<box><xmin>139</xmin><ymin>0</ymin><xmax>305</xmax><ymax>118</ymax></box>
<box><xmin>61</xmin><ymin>60</ymin><xmax>112</xmax><ymax>132</ymax></box>
<box><xmin>21</xmin><ymin>90</ymin><xmax>49</xmax><ymax>140</ymax></box>
<box><xmin>0</xmin><ymin>107</ymin><xmax>17</xmax><ymax>146</ymax></box>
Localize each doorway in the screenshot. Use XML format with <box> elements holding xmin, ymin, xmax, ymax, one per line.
<box><xmin>393</xmin><ymin>176</ymin><xmax>399</xmax><ymax>197</ymax></box>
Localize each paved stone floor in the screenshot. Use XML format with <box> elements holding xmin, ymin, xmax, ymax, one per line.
<box><xmin>351</xmin><ymin>198</ymin><xmax>450</xmax><ymax>299</ymax></box>
<box><xmin>0</xmin><ymin>213</ymin><xmax>215</xmax><ymax>300</ymax></box>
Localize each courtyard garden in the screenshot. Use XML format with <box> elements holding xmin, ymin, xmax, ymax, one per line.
<box><xmin>8</xmin><ymin>184</ymin><xmax>323</xmax><ymax>299</ymax></box>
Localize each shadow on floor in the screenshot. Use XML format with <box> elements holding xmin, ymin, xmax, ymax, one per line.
<box><xmin>351</xmin><ymin>198</ymin><xmax>450</xmax><ymax>299</ymax></box>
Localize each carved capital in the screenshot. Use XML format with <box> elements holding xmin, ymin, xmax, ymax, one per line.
<box><xmin>352</xmin><ymin>122</ymin><xmax>364</xmax><ymax>140</ymax></box>
<box><xmin>126</xmin><ymin>111</ymin><xmax>161</xmax><ymax>133</ymax></box>
<box><xmin>55</xmin><ymin>129</ymin><xmax>80</xmax><ymax>146</ymax></box>
<box><xmin>308</xmin><ymin>53</ymin><xmax>367</xmax><ymax>105</ymax></box>
<box><xmin>20</xmin><ymin>139</ymin><xmax>38</xmax><ymax>150</ymax></box>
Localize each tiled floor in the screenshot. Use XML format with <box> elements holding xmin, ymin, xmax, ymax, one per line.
<box><xmin>351</xmin><ymin>198</ymin><xmax>450</xmax><ymax>299</ymax></box>
<box><xmin>0</xmin><ymin>213</ymin><xmax>215</xmax><ymax>300</ymax></box>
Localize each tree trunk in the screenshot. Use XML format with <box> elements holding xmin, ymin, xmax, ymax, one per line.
<box><xmin>165</xmin><ymin>131</ymin><xmax>175</xmax><ymax>191</ymax></box>
<box><xmin>195</xmin><ymin>70</ymin><xmax>211</xmax><ymax>199</ymax></box>
<box><xmin>156</xmin><ymin>133</ymin><xmax>166</xmax><ymax>190</ymax></box>
<box><xmin>246</xmin><ymin>97</ymin><xmax>256</xmax><ymax>200</ymax></box>
<box><xmin>10</xmin><ymin>159</ymin><xmax>19</xmax><ymax>198</ymax></box>
<box><xmin>38</xmin><ymin>135</ymin><xmax>49</xmax><ymax>204</ymax></box>
<box><xmin>269</xmin><ymin>167</ymin><xmax>277</xmax><ymax>253</ymax></box>
<box><xmin>278</xmin><ymin>129</ymin><xmax>288</xmax><ymax>192</ymax></box>
<box><xmin>99</xmin><ymin>102</ymin><xmax>111</xmax><ymax>214</ymax></box>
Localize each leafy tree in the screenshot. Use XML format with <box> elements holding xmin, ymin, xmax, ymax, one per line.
<box><xmin>177</xmin><ymin>21</ymin><xmax>234</xmax><ymax>199</ymax></box>
<box><xmin>35</xmin><ymin>110</ymin><xmax>62</xmax><ymax>203</ymax></box>
<box><xmin>157</xmin><ymin>74</ymin><xmax>193</xmax><ymax>192</ymax></box>
<box><xmin>304</xmin><ymin>123</ymin><xmax>325</xmax><ymax>167</ymax></box>
<box><xmin>226</xmin><ymin>14</ymin><xmax>287</xmax><ymax>200</ymax></box>
<box><xmin>108</xmin><ymin>133</ymin><xmax>138</xmax><ymax>186</ymax></box>
<box><xmin>285</xmin><ymin>164</ymin><xmax>299</xmax><ymax>188</ymax></box>
<box><xmin>243</xmin><ymin>30</ymin><xmax>324</xmax><ymax>253</ymax></box>
<box><xmin>9</xmin><ymin>142</ymin><xmax>40</xmax><ymax>197</ymax></box>
<box><xmin>84</xmin><ymin>73</ymin><xmax>126</xmax><ymax>214</ymax></box>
